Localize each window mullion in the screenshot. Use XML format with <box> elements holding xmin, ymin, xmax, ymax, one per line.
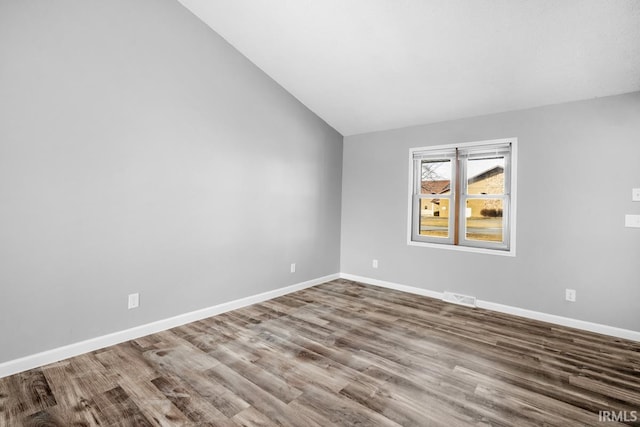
<box><xmin>453</xmin><ymin>149</ymin><xmax>461</xmax><ymax>245</ymax></box>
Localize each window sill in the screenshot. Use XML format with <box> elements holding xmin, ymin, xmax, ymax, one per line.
<box><xmin>407</xmin><ymin>239</ymin><xmax>516</xmax><ymax>257</ymax></box>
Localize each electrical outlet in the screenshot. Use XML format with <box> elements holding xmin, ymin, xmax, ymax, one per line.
<box><xmin>565</xmin><ymin>289</ymin><xmax>576</xmax><ymax>302</ymax></box>
<box><xmin>128</xmin><ymin>293</ymin><xmax>139</xmax><ymax>309</ymax></box>
<box><xmin>632</xmin><ymin>188</ymin><xmax>640</xmax><ymax>202</ymax></box>
<box><xmin>290</xmin><ymin>263</ymin><xmax>296</xmax><ymax>273</ymax></box>
<box><xmin>372</xmin><ymin>259</ymin><xmax>379</xmax><ymax>269</ymax></box>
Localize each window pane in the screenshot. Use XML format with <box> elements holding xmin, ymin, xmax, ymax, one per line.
<box><xmin>466</xmin><ymin>199</ymin><xmax>503</xmax><ymax>242</ymax></box>
<box><xmin>421</xmin><ymin>160</ymin><xmax>451</xmax><ymax>195</ymax></box>
<box><xmin>420</xmin><ymin>198</ymin><xmax>450</xmax><ymax>238</ymax></box>
<box><xmin>467</xmin><ymin>157</ymin><xmax>505</xmax><ymax>195</ymax></box>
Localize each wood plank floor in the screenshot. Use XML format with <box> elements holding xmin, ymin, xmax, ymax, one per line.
<box><xmin>1</xmin><ymin>279</ymin><xmax>639</xmax><ymax>426</ymax></box>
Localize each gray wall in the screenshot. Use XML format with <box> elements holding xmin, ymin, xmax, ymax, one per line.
<box><xmin>0</xmin><ymin>0</ymin><xmax>342</xmax><ymax>363</ymax></box>
<box><xmin>342</xmin><ymin>92</ymin><xmax>640</xmax><ymax>332</ymax></box>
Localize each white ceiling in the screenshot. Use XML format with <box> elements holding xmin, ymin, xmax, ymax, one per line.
<box><xmin>178</xmin><ymin>0</ymin><xmax>640</xmax><ymax>136</ymax></box>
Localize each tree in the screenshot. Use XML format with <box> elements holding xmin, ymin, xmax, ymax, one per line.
<box><xmin>421</xmin><ymin>161</ymin><xmax>447</xmax><ymax>181</ymax></box>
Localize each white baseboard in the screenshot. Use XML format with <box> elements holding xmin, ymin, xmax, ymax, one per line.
<box><xmin>4</xmin><ymin>271</ymin><xmax>637</xmax><ymax>379</ymax></box>
<box><xmin>340</xmin><ymin>273</ymin><xmax>444</xmax><ymax>300</ymax></box>
<box><xmin>340</xmin><ymin>273</ymin><xmax>640</xmax><ymax>342</ymax></box>
<box><xmin>0</xmin><ymin>273</ymin><xmax>339</xmax><ymax>379</ymax></box>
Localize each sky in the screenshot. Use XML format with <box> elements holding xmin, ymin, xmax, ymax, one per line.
<box><xmin>425</xmin><ymin>157</ymin><xmax>504</xmax><ymax>181</ymax></box>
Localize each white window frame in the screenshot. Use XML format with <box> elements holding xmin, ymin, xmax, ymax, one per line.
<box><xmin>407</xmin><ymin>138</ymin><xmax>517</xmax><ymax>257</ymax></box>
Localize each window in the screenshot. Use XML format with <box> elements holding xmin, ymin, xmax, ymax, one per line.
<box><xmin>408</xmin><ymin>138</ymin><xmax>516</xmax><ymax>255</ymax></box>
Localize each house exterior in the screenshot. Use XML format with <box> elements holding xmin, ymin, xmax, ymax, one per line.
<box><xmin>420</xmin><ymin>180</ymin><xmax>450</xmax><ymax>218</ymax></box>
<box><xmin>466</xmin><ymin>165</ymin><xmax>504</xmax><ymax>218</ymax></box>
<box><xmin>421</xmin><ymin>166</ymin><xmax>505</xmax><ymax>219</ymax></box>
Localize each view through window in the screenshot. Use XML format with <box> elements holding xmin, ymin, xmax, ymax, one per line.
<box><xmin>409</xmin><ymin>139</ymin><xmax>516</xmax><ymax>253</ymax></box>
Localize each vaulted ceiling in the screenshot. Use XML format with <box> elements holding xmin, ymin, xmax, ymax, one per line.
<box><xmin>178</xmin><ymin>0</ymin><xmax>640</xmax><ymax>136</ymax></box>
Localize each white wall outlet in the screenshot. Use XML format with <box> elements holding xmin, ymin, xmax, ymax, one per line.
<box><xmin>565</xmin><ymin>289</ymin><xmax>576</xmax><ymax>302</ymax></box>
<box><xmin>372</xmin><ymin>259</ymin><xmax>379</xmax><ymax>269</ymax></box>
<box><xmin>632</xmin><ymin>188</ymin><xmax>640</xmax><ymax>202</ymax></box>
<box><xmin>128</xmin><ymin>293</ymin><xmax>139</xmax><ymax>309</ymax></box>
<box><xmin>290</xmin><ymin>263</ymin><xmax>296</xmax><ymax>273</ymax></box>
<box><xmin>625</xmin><ymin>214</ymin><xmax>640</xmax><ymax>228</ymax></box>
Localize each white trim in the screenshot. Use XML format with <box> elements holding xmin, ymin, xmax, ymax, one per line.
<box><xmin>409</xmin><ymin>137</ymin><xmax>518</xmax><ymax>154</ymax></box>
<box><xmin>0</xmin><ymin>273</ymin><xmax>339</xmax><ymax>379</ymax></box>
<box><xmin>5</xmin><ymin>270</ymin><xmax>637</xmax><ymax>379</ymax></box>
<box><xmin>339</xmin><ymin>273</ymin><xmax>640</xmax><ymax>342</ymax></box>
<box><xmin>509</xmin><ymin>138</ymin><xmax>518</xmax><ymax>254</ymax></box>
<box><xmin>340</xmin><ymin>273</ymin><xmax>443</xmax><ymax>300</ymax></box>
<box><xmin>407</xmin><ymin>240</ymin><xmax>516</xmax><ymax>256</ymax></box>
<box><xmin>407</xmin><ymin>137</ymin><xmax>518</xmax><ymax>257</ymax></box>
<box><xmin>475</xmin><ymin>300</ymin><xmax>640</xmax><ymax>342</ymax></box>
